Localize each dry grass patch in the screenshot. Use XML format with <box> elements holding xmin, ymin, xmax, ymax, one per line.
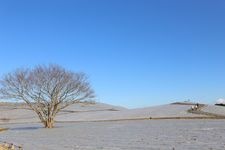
<box><xmin>0</xmin><ymin>118</ymin><xmax>10</xmax><ymax>123</ymax></box>
<box><xmin>0</xmin><ymin>143</ymin><xmax>23</xmax><ymax>150</ymax></box>
<box><xmin>0</xmin><ymin>128</ymin><xmax>8</xmax><ymax>132</ymax></box>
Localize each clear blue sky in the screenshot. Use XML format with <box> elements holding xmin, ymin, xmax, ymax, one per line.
<box><xmin>0</xmin><ymin>0</ymin><xmax>225</xmax><ymax>108</ymax></box>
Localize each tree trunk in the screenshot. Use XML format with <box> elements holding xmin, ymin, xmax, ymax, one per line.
<box><xmin>44</xmin><ymin>117</ymin><xmax>54</xmax><ymax>128</ymax></box>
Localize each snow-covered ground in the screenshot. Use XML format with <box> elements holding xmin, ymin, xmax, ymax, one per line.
<box><xmin>0</xmin><ymin>102</ymin><xmax>225</xmax><ymax>150</ymax></box>
<box><xmin>201</xmin><ymin>105</ymin><xmax>225</xmax><ymax>116</ymax></box>
<box><xmin>1</xmin><ymin>120</ymin><xmax>225</xmax><ymax>150</ymax></box>
<box><xmin>0</xmin><ymin>103</ymin><xmax>208</xmax><ymax>124</ymax></box>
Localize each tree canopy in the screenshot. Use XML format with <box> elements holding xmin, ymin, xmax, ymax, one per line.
<box><xmin>0</xmin><ymin>65</ymin><xmax>95</xmax><ymax>128</ymax></box>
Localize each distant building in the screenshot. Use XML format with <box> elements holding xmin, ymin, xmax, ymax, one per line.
<box><xmin>215</xmin><ymin>98</ymin><xmax>225</xmax><ymax>106</ymax></box>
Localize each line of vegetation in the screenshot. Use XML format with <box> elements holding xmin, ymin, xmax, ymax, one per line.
<box><xmin>187</xmin><ymin>105</ymin><xmax>225</xmax><ymax>119</ymax></box>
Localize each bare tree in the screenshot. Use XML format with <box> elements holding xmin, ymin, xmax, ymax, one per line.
<box><xmin>0</xmin><ymin>65</ymin><xmax>95</xmax><ymax>128</ymax></box>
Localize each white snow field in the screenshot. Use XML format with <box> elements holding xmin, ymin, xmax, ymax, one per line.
<box><xmin>201</xmin><ymin>105</ymin><xmax>225</xmax><ymax>116</ymax></box>
<box><xmin>0</xmin><ymin>102</ymin><xmax>225</xmax><ymax>150</ymax></box>
<box><xmin>0</xmin><ymin>102</ymin><xmax>209</xmax><ymax>124</ymax></box>
<box><xmin>1</xmin><ymin>120</ymin><xmax>225</xmax><ymax>150</ymax></box>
